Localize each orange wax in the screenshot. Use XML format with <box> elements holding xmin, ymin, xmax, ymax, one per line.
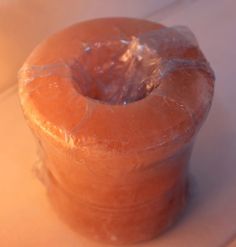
<box><xmin>18</xmin><ymin>18</ymin><xmax>214</xmax><ymax>244</ymax></box>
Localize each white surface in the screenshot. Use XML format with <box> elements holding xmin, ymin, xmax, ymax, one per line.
<box><xmin>0</xmin><ymin>0</ymin><xmax>236</xmax><ymax>246</ymax></box>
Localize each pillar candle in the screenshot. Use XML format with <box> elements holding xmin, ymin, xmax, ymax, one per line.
<box><xmin>18</xmin><ymin>18</ymin><xmax>214</xmax><ymax>245</ymax></box>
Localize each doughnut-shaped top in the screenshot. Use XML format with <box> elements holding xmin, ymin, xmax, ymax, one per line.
<box><xmin>18</xmin><ymin>18</ymin><xmax>214</xmax><ymax>153</ymax></box>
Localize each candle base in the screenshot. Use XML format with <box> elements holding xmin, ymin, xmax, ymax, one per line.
<box><xmin>37</xmin><ymin>152</ymin><xmax>190</xmax><ymax>245</ymax></box>
<box><xmin>47</xmin><ymin>173</ymin><xmax>188</xmax><ymax>245</ymax></box>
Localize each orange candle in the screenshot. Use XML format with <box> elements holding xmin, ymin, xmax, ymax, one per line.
<box><xmin>18</xmin><ymin>18</ymin><xmax>214</xmax><ymax>244</ymax></box>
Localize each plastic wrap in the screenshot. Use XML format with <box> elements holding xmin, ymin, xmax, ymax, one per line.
<box><xmin>18</xmin><ymin>18</ymin><xmax>214</xmax><ymax>244</ymax></box>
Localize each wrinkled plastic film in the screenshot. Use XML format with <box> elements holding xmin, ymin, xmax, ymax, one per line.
<box><xmin>19</xmin><ymin>21</ymin><xmax>215</xmax><ymax>244</ymax></box>
<box><xmin>19</xmin><ymin>23</ymin><xmax>214</xmax><ymax>190</ymax></box>
<box><xmin>19</xmin><ymin>26</ymin><xmax>214</xmax><ymax>152</ymax></box>
<box><xmin>19</xmin><ymin>26</ymin><xmax>214</xmax><ymax>103</ymax></box>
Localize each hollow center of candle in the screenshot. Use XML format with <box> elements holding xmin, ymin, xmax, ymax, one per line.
<box><xmin>72</xmin><ymin>38</ymin><xmax>161</xmax><ymax>105</ymax></box>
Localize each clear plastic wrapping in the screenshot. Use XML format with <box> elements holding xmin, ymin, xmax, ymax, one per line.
<box><xmin>18</xmin><ymin>19</ymin><xmax>215</xmax><ymax>245</ymax></box>
<box><xmin>19</xmin><ymin>25</ymin><xmax>214</xmax><ymax>152</ymax></box>
<box><xmin>20</xmin><ymin>26</ymin><xmax>214</xmax><ymax>103</ymax></box>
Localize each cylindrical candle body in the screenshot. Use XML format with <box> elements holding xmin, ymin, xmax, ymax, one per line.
<box><xmin>18</xmin><ymin>18</ymin><xmax>214</xmax><ymax>244</ymax></box>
